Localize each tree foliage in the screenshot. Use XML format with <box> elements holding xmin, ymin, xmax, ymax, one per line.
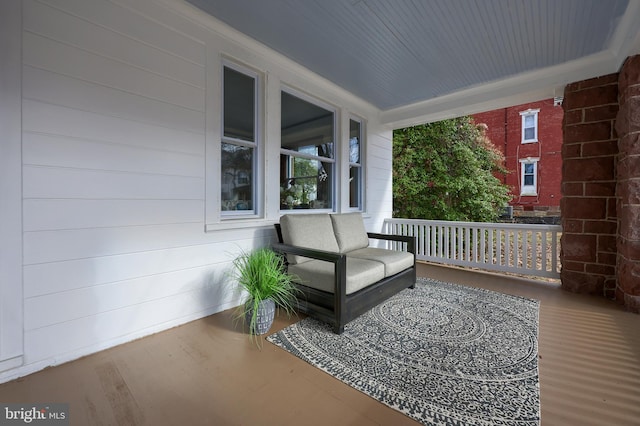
<box><xmin>393</xmin><ymin>117</ymin><xmax>511</xmax><ymax>222</ymax></box>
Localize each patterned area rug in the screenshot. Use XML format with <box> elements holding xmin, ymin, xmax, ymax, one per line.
<box><xmin>267</xmin><ymin>278</ymin><xmax>540</xmax><ymax>426</ymax></box>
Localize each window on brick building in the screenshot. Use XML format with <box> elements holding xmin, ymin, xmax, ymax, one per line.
<box><xmin>520</xmin><ymin>159</ymin><xmax>538</xmax><ymax>196</ymax></box>
<box><xmin>520</xmin><ymin>109</ymin><xmax>539</xmax><ymax>143</ymax></box>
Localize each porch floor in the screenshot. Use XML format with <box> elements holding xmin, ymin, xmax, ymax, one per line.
<box><xmin>1</xmin><ymin>263</ymin><xmax>639</xmax><ymax>425</ymax></box>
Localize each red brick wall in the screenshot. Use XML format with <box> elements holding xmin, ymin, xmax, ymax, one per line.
<box><xmin>561</xmin><ymin>74</ymin><xmax>619</xmax><ymax>296</ymax></box>
<box><xmin>473</xmin><ymin>99</ymin><xmax>563</xmax><ymax>212</ymax></box>
<box><xmin>615</xmin><ymin>56</ymin><xmax>640</xmax><ymax>312</ymax></box>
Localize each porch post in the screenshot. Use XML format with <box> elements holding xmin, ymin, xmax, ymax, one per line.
<box><xmin>615</xmin><ymin>55</ymin><xmax>640</xmax><ymax>313</ymax></box>
<box><xmin>561</xmin><ymin>74</ymin><xmax>619</xmax><ymax>297</ymax></box>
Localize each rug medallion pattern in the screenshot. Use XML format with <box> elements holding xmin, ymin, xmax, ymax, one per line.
<box><xmin>267</xmin><ymin>278</ymin><xmax>540</xmax><ymax>426</ymax></box>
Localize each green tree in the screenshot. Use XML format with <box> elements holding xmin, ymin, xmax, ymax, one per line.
<box><xmin>393</xmin><ymin>117</ymin><xmax>511</xmax><ymax>222</ymax></box>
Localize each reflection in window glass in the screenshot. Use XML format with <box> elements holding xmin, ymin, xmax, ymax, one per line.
<box><xmin>221</xmin><ymin>143</ymin><xmax>253</xmax><ymax>211</ymax></box>
<box><xmin>349</xmin><ymin>119</ymin><xmax>363</xmax><ymax>209</ymax></box>
<box><xmin>281</xmin><ymin>90</ymin><xmax>335</xmax><ymax>210</ymax></box>
<box><xmin>280</xmin><ymin>155</ymin><xmax>332</xmax><ymax>209</ymax></box>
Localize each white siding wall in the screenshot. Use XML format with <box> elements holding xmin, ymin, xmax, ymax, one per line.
<box><xmin>0</xmin><ymin>0</ymin><xmax>24</xmax><ymax>373</ymax></box>
<box><xmin>0</xmin><ymin>0</ymin><xmax>393</xmax><ymax>382</ymax></box>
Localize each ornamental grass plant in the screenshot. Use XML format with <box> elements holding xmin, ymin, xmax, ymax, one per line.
<box><xmin>232</xmin><ymin>247</ymin><xmax>299</xmax><ymax>343</ymax></box>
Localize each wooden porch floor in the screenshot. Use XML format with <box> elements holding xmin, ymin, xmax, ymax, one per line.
<box><xmin>1</xmin><ymin>263</ymin><xmax>639</xmax><ymax>425</ymax></box>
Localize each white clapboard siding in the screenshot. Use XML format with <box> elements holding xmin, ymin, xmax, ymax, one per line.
<box><xmin>22</xmin><ymin>239</ymin><xmax>263</xmax><ymax>299</ymax></box>
<box><xmin>23</xmin><ymin>32</ymin><xmax>205</xmax><ymax>112</ymax></box>
<box><xmin>24</xmin><ymin>0</ymin><xmax>205</xmax><ymax>88</ymax></box>
<box><xmin>23</xmin><ymin>166</ymin><xmax>204</xmax><ymax>200</ymax></box>
<box><xmin>23</xmin><ymin>100</ymin><xmax>204</xmax><ymax>156</ymax></box>
<box><xmin>23</xmin><ymin>133</ymin><xmax>204</xmax><ymax>178</ymax></box>
<box><xmin>23</xmin><ymin>67</ymin><xmax>204</xmax><ymax>133</ymax></box>
<box><xmin>33</xmin><ymin>0</ymin><xmax>205</xmax><ymax>66</ymax></box>
<box><xmin>24</xmin><ymin>286</ymin><xmax>234</xmax><ymax>364</ymax></box>
<box><xmin>23</xmin><ymin>199</ymin><xmax>204</xmax><ymax>232</ymax></box>
<box><xmin>23</xmin><ymin>223</ymin><xmax>218</xmax><ymax>265</ymax></box>
<box><xmin>24</xmin><ymin>264</ymin><xmax>229</xmax><ymax>330</ymax></box>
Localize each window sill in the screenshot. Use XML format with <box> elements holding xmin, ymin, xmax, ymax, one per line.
<box><xmin>205</xmin><ymin>218</ymin><xmax>276</xmax><ymax>233</ymax></box>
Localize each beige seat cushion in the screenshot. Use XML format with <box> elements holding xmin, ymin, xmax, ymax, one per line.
<box><xmin>288</xmin><ymin>257</ymin><xmax>385</xmax><ymax>295</ymax></box>
<box><xmin>330</xmin><ymin>212</ymin><xmax>370</xmax><ymax>253</ymax></box>
<box><xmin>347</xmin><ymin>247</ymin><xmax>414</xmax><ymax>277</ymax></box>
<box><xmin>279</xmin><ymin>214</ymin><xmax>340</xmax><ymax>264</ymax></box>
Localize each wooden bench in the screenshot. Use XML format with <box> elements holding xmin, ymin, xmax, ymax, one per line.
<box><xmin>272</xmin><ymin>212</ymin><xmax>416</xmax><ymax>334</ymax></box>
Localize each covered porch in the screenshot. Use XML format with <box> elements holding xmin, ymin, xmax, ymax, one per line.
<box><xmin>1</xmin><ymin>263</ymin><xmax>639</xmax><ymax>425</ymax></box>
<box><xmin>1</xmin><ymin>2</ymin><xmax>640</xmax><ymax>420</ymax></box>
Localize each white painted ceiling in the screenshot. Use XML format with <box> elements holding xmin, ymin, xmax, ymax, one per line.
<box><xmin>187</xmin><ymin>0</ymin><xmax>640</xmax><ymax>126</ymax></box>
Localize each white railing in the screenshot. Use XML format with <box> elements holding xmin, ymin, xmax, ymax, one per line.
<box><xmin>383</xmin><ymin>218</ymin><xmax>562</xmax><ymax>278</ymax></box>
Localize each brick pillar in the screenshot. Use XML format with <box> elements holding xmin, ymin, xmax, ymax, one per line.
<box><xmin>561</xmin><ymin>75</ymin><xmax>619</xmax><ymax>296</ymax></box>
<box><xmin>615</xmin><ymin>55</ymin><xmax>640</xmax><ymax>312</ymax></box>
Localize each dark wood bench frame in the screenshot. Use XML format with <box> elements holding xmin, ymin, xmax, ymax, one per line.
<box><xmin>273</xmin><ymin>224</ymin><xmax>416</xmax><ymax>334</ymax></box>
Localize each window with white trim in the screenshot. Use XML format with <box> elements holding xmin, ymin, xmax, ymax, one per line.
<box><xmin>520</xmin><ymin>109</ymin><xmax>539</xmax><ymax>143</ymax></box>
<box><xmin>349</xmin><ymin>118</ymin><xmax>364</xmax><ymax>210</ymax></box>
<box><xmin>520</xmin><ymin>159</ymin><xmax>538</xmax><ymax>196</ymax></box>
<box><xmin>221</xmin><ymin>64</ymin><xmax>259</xmax><ymax>216</ymax></box>
<box><xmin>280</xmin><ymin>89</ymin><xmax>335</xmax><ymax>210</ymax></box>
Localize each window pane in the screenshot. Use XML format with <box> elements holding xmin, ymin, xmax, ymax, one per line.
<box><xmin>281</xmin><ymin>91</ymin><xmax>334</xmax><ymax>158</ymax></box>
<box><xmin>349</xmin><ymin>165</ymin><xmax>361</xmax><ymax>208</ymax></box>
<box><xmin>280</xmin><ymin>154</ymin><xmax>332</xmax><ymax>209</ymax></box>
<box><xmin>349</xmin><ymin>119</ymin><xmax>362</xmax><ymax>209</ymax></box>
<box><xmin>524</xmin><ymin>163</ymin><xmax>534</xmax><ymax>174</ymax></box>
<box><xmin>221</xmin><ymin>143</ymin><xmax>253</xmax><ymax>211</ymax></box>
<box><xmin>349</xmin><ymin>120</ymin><xmax>361</xmax><ymax>164</ymax></box>
<box><xmin>224</xmin><ymin>67</ymin><xmax>255</xmax><ymax>142</ymax></box>
<box><xmin>524</xmin><ymin>174</ymin><xmax>534</xmax><ymax>186</ymax></box>
<box><xmin>524</xmin><ymin>115</ymin><xmax>535</xmax><ymax>127</ymax></box>
<box><xmin>524</xmin><ymin>127</ymin><xmax>535</xmax><ymax>140</ymax></box>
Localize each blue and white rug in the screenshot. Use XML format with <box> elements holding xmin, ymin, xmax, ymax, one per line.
<box><xmin>267</xmin><ymin>278</ymin><xmax>540</xmax><ymax>426</ymax></box>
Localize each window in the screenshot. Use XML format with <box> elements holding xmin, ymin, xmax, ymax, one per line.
<box><xmin>520</xmin><ymin>159</ymin><xmax>538</xmax><ymax>196</ymax></box>
<box><xmin>349</xmin><ymin>118</ymin><xmax>363</xmax><ymax>209</ymax></box>
<box><xmin>280</xmin><ymin>89</ymin><xmax>335</xmax><ymax>210</ymax></box>
<box><xmin>520</xmin><ymin>109</ymin><xmax>539</xmax><ymax>143</ymax></box>
<box><xmin>221</xmin><ymin>64</ymin><xmax>258</xmax><ymax>215</ymax></box>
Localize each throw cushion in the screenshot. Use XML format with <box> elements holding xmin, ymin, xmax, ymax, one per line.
<box><xmin>279</xmin><ymin>214</ymin><xmax>340</xmax><ymax>264</ymax></box>
<box><xmin>330</xmin><ymin>212</ymin><xmax>370</xmax><ymax>253</ymax></box>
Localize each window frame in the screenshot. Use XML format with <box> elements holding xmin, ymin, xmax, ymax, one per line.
<box><xmin>520</xmin><ymin>158</ymin><xmax>539</xmax><ymax>196</ymax></box>
<box><xmin>280</xmin><ymin>86</ymin><xmax>336</xmax><ymax>212</ymax></box>
<box><xmin>220</xmin><ymin>61</ymin><xmax>262</xmax><ymax>219</ymax></box>
<box><xmin>520</xmin><ymin>109</ymin><xmax>539</xmax><ymax>144</ymax></box>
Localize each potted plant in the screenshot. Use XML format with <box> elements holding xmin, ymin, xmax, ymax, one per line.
<box><xmin>232</xmin><ymin>247</ymin><xmax>299</xmax><ymax>341</ymax></box>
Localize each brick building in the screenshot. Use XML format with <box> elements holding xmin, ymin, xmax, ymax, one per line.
<box><xmin>473</xmin><ymin>98</ymin><xmax>564</xmax><ymax>222</ymax></box>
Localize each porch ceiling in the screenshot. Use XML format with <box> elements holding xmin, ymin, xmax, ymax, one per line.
<box><xmin>187</xmin><ymin>0</ymin><xmax>640</xmax><ymax>127</ymax></box>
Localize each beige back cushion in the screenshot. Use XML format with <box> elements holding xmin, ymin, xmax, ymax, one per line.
<box><xmin>279</xmin><ymin>214</ymin><xmax>340</xmax><ymax>264</ymax></box>
<box><xmin>330</xmin><ymin>212</ymin><xmax>370</xmax><ymax>253</ymax></box>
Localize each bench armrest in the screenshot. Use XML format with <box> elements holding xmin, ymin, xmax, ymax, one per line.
<box><xmin>367</xmin><ymin>232</ymin><xmax>416</xmax><ymax>255</ymax></box>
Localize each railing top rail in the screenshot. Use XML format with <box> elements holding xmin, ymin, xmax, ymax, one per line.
<box><xmin>384</xmin><ymin>218</ymin><xmax>562</xmax><ymax>231</ymax></box>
